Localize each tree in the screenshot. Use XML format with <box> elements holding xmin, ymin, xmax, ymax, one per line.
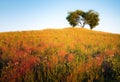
<box><xmin>85</xmin><ymin>10</ymin><xmax>99</xmax><ymax>29</ymax></box>
<box><xmin>66</xmin><ymin>10</ymin><xmax>99</xmax><ymax>30</ymax></box>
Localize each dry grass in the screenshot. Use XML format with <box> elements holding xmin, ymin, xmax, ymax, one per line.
<box><xmin>0</xmin><ymin>28</ymin><xmax>120</xmax><ymax>82</ymax></box>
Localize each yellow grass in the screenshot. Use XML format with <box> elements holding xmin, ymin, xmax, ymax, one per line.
<box><xmin>0</xmin><ymin>27</ymin><xmax>120</xmax><ymax>82</ymax></box>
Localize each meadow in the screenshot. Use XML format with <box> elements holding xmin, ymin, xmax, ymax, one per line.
<box><xmin>0</xmin><ymin>28</ymin><xmax>120</xmax><ymax>82</ymax></box>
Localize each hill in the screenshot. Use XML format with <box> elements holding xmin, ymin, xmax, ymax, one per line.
<box><xmin>0</xmin><ymin>28</ymin><xmax>120</xmax><ymax>82</ymax></box>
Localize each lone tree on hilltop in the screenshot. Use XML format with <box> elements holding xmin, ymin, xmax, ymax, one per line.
<box><xmin>66</xmin><ymin>10</ymin><xmax>99</xmax><ymax>30</ymax></box>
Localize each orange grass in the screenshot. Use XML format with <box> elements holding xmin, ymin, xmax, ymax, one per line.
<box><xmin>0</xmin><ymin>28</ymin><xmax>120</xmax><ymax>82</ymax></box>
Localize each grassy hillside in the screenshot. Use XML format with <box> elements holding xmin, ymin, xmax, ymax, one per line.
<box><xmin>0</xmin><ymin>28</ymin><xmax>120</xmax><ymax>82</ymax></box>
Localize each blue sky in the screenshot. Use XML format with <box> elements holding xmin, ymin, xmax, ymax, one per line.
<box><xmin>0</xmin><ymin>0</ymin><xmax>120</xmax><ymax>33</ymax></box>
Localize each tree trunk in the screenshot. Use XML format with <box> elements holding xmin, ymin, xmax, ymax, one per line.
<box><xmin>82</xmin><ymin>22</ymin><xmax>85</xmax><ymax>28</ymax></box>
<box><xmin>79</xmin><ymin>21</ymin><xmax>82</xmax><ymax>27</ymax></box>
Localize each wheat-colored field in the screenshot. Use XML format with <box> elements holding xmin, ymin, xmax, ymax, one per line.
<box><xmin>0</xmin><ymin>28</ymin><xmax>120</xmax><ymax>82</ymax></box>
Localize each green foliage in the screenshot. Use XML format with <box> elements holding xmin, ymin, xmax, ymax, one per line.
<box><xmin>85</xmin><ymin>10</ymin><xmax>99</xmax><ymax>29</ymax></box>
<box><xmin>66</xmin><ymin>9</ymin><xmax>99</xmax><ymax>29</ymax></box>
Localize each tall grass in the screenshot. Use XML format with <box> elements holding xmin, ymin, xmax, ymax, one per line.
<box><xmin>0</xmin><ymin>28</ymin><xmax>120</xmax><ymax>82</ymax></box>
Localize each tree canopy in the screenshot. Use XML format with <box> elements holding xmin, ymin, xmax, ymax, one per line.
<box><xmin>66</xmin><ymin>10</ymin><xmax>99</xmax><ymax>30</ymax></box>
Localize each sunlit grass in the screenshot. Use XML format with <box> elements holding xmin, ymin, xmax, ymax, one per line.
<box><xmin>0</xmin><ymin>28</ymin><xmax>120</xmax><ymax>82</ymax></box>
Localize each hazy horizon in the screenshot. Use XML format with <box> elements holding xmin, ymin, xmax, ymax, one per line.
<box><xmin>0</xmin><ymin>0</ymin><xmax>120</xmax><ymax>34</ymax></box>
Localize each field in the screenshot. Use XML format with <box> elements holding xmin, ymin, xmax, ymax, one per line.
<box><xmin>0</xmin><ymin>28</ymin><xmax>120</xmax><ymax>82</ymax></box>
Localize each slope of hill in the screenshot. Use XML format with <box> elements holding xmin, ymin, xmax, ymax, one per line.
<box><xmin>0</xmin><ymin>28</ymin><xmax>120</xmax><ymax>82</ymax></box>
